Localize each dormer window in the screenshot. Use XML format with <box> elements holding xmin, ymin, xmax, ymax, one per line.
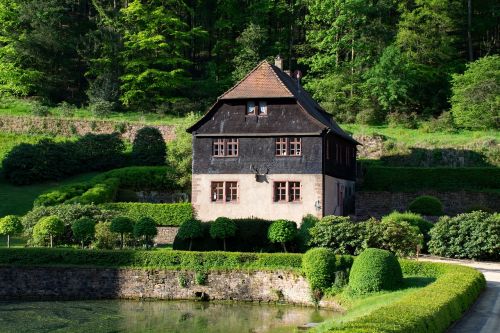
<box><xmin>246</xmin><ymin>101</ymin><xmax>256</xmax><ymax>115</ymax></box>
<box><xmin>258</xmin><ymin>101</ymin><xmax>267</xmax><ymax>115</ymax></box>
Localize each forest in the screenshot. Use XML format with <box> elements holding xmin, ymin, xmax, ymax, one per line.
<box><xmin>0</xmin><ymin>0</ymin><xmax>498</xmax><ymax>128</ymax></box>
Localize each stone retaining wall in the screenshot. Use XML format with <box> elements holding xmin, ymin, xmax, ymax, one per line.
<box><xmin>154</xmin><ymin>227</ymin><xmax>179</xmax><ymax>245</ymax></box>
<box><xmin>355</xmin><ymin>190</ymin><xmax>500</xmax><ymax>218</ymax></box>
<box><xmin>0</xmin><ymin>115</ymin><xmax>176</xmax><ymax>142</ymax></box>
<box><xmin>0</xmin><ymin>267</ymin><xmax>328</xmax><ymax>307</ymax></box>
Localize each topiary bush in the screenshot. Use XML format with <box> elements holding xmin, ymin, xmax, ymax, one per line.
<box><xmin>33</xmin><ymin>216</ymin><xmax>65</xmax><ymax>248</ymax></box>
<box><xmin>302</xmin><ymin>248</ymin><xmax>337</xmax><ymax>293</ymax></box>
<box><xmin>71</xmin><ymin>217</ymin><xmax>96</xmax><ymax>248</ymax></box>
<box><xmin>408</xmin><ymin>195</ymin><xmax>444</xmax><ymax>216</ymax></box>
<box><xmin>101</xmin><ymin>202</ymin><xmax>193</xmax><ymax>227</ymax></box>
<box><xmin>131</xmin><ymin>127</ymin><xmax>166</xmax><ymax>166</ymax></box>
<box><xmin>93</xmin><ymin>222</ymin><xmax>118</xmax><ymax>249</ymax></box>
<box><xmin>429</xmin><ymin>211</ymin><xmax>500</xmax><ymax>260</ymax></box>
<box><xmin>209</xmin><ymin>217</ymin><xmax>237</xmax><ymax>251</ymax></box>
<box><xmin>0</xmin><ymin>215</ymin><xmax>23</xmax><ymax>248</ymax></box>
<box><xmin>110</xmin><ymin>216</ymin><xmax>134</xmax><ymax>249</ymax></box>
<box><xmin>382</xmin><ymin>211</ymin><xmax>433</xmax><ymax>252</ymax></box>
<box><xmin>348</xmin><ymin>248</ymin><xmax>403</xmax><ymax>295</ymax></box>
<box><xmin>177</xmin><ymin>219</ymin><xmax>204</xmax><ymax>250</ymax></box>
<box><xmin>134</xmin><ymin>217</ymin><xmax>158</xmax><ymax>249</ymax></box>
<box><xmin>267</xmin><ymin>219</ymin><xmax>297</xmax><ymax>252</ymax></box>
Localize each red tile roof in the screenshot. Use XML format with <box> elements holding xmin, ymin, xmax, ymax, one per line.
<box><xmin>220</xmin><ymin>61</ymin><xmax>293</xmax><ymax>99</ymax></box>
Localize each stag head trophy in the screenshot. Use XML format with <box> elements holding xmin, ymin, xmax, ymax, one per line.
<box><xmin>250</xmin><ymin>161</ymin><xmax>276</xmax><ymax>183</ymax></box>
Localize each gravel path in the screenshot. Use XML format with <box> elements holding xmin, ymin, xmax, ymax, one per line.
<box><xmin>418</xmin><ymin>256</ymin><xmax>500</xmax><ymax>333</ymax></box>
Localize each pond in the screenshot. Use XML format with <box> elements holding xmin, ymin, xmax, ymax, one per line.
<box><xmin>0</xmin><ymin>300</ymin><xmax>336</xmax><ymax>333</ymax></box>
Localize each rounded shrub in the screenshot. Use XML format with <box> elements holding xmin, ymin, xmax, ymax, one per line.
<box><xmin>302</xmin><ymin>248</ymin><xmax>337</xmax><ymax>293</ymax></box>
<box><xmin>177</xmin><ymin>219</ymin><xmax>204</xmax><ymax>251</ymax></box>
<box><xmin>348</xmin><ymin>248</ymin><xmax>403</xmax><ymax>295</ymax></box>
<box><xmin>209</xmin><ymin>217</ymin><xmax>237</xmax><ymax>251</ymax></box>
<box><xmin>33</xmin><ymin>216</ymin><xmax>65</xmax><ymax>248</ymax></box>
<box><xmin>134</xmin><ymin>217</ymin><xmax>158</xmax><ymax>249</ymax></box>
<box><xmin>382</xmin><ymin>211</ymin><xmax>433</xmax><ymax>251</ymax></box>
<box><xmin>267</xmin><ymin>219</ymin><xmax>297</xmax><ymax>252</ymax></box>
<box><xmin>71</xmin><ymin>217</ymin><xmax>96</xmax><ymax>248</ymax></box>
<box><xmin>110</xmin><ymin>216</ymin><xmax>134</xmax><ymax>249</ymax></box>
<box><xmin>93</xmin><ymin>222</ymin><xmax>117</xmax><ymax>249</ymax></box>
<box><xmin>408</xmin><ymin>195</ymin><xmax>444</xmax><ymax>216</ymax></box>
<box><xmin>132</xmin><ymin>127</ymin><xmax>166</xmax><ymax>166</ymax></box>
<box><xmin>0</xmin><ymin>215</ymin><xmax>23</xmax><ymax>248</ymax></box>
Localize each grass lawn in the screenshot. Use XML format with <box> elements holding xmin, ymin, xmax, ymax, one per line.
<box><xmin>0</xmin><ymin>97</ymin><xmax>199</xmax><ymax>126</ymax></box>
<box><xmin>312</xmin><ymin>276</ymin><xmax>435</xmax><ymax>332</ymax></box>
<box><xmin>0</xmin><ymin>172</ymin><xmax>100</xmax><ymax>217</ymax></box>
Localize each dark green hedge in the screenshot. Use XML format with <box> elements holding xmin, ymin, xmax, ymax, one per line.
<box><xmin>317</xmin><ymin>260</ymin><xmax>485</xmax><ymax>333</ymax></box>
<box><xmin>101</xmin><ymin>203</ymin><xmax>193</xmax><ymax>226</ymax></box>
<box><xmin>361</xmin><ymin>167</ymin><xmax>500</xmax><ymax>192</ymax></box>
<box><xmin>0</xmin><ymin>248</ymin><xmax>302</xmax><ymax>271</ymax></box>
<box><xmin>93</xmin><ymin>166</ymin><xmax>181</xmax><ymax>191</ymax></box>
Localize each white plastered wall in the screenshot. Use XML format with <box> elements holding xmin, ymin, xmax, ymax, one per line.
<box><xmin>192</xmin><ymin>174</ymin><xmax>324</xmax><ymax>224</ymax></box>
<box><xmin>324</xmin><ymin>175</ymin><xmax>356</xmax><ymax>216</ymax></box>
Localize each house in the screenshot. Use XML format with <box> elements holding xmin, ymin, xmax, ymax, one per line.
<box><xmin>187</xmin><ymin>57</ymin><xmax>359</xmax><ymax>223</ymax></box>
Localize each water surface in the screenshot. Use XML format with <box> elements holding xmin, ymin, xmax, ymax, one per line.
<box><xmin>0</xmin><ymin>300</ymin><xmax>335</xmax><ymax>333</ymax></box>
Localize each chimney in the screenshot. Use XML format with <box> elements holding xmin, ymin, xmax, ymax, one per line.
<box><xmin>274</xmin><ymin>55</ymin><xmax>283</xmax><ymax>71</ymax></box>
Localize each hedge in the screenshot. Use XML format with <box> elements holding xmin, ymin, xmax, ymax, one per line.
<box><xmin>0</xmin><ymin>248</ymin><xmax>303</xmax><ymax>271</ymax></box>
<box><xmin>101</xmin><ymin>202</ymin><xmax>193</xmax><ymax>226</ymax></box>
<box><xmin>361</xmin><ymin>167</ymin><xmax>500</xmax><ymax>192</ymax></box>
<box><xmin>315</xmin><ymin>260</ymin><xmax>485</xmax><ymax>333</ymax></box>
<box><xmin>92</xmin><ymin>166</ymin><xmax>181</xmax><ymax>191</ymax></box>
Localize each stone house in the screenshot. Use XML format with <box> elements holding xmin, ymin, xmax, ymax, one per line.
<box><xmin>187</xmin><ymin>57</ymin><xmax>359</xmax><ymax>222</ymax></box>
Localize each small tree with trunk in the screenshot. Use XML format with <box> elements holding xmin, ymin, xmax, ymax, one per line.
<box><xmin>71</xmin><ymin>217</ymin><xmax>96</xmax><ymax>248</ymax></box>
<box><xmin>110</xmin><ymin>216</ymin><xmax>134</xmax><ymax>249</ymax></box>
<box><xmin>268</xmin><ymin>219</ymin><xmax>297</xmax><ymax>252</ymax></box>
<box><xmin>133</xmin><ymin>217</ymin><xmax>157</xmax><ymax>249</ymax></box>
<box><xmin>209</xmin><ymin>217</ymin><xmax>237</xmax><ymax>251</ymax></box>
<box><xmin>33</xmin><ymin>216</ymin><xmax>64</xmax><ymax>248</ymax></box>
<box><xmin>177</xmin><ymin>219</ymin><xmax>204</xmax><ymax>250</ymax></box>
<box><xmin>0</xmin><ymin>215</ymin><xmax>23</xmax><ymax>248</ymax></box>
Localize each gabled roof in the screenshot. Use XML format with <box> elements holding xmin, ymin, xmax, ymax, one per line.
<box><xmin>188</xmin><ymin>60</ymin><xmax>359</xmax><ymax>145</ymax></box>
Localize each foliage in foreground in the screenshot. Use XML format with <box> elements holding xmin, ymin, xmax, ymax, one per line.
<box><xmin>429</xmin><ymin>211</ymin><xmax>500</xmax><ymax>260</ymax></box>
<box><xmin>302</xmin><ymin>247</ymin><xmax>348</xmax><ymax>293</ymax></box>
<box><xmin>348</xmin><ymin>248</ymin><xmax>403</xmax><ymax>295</ymax></box>
<box><xmin>313</xmin><ymin>261</ymin><xmax>485</xmax><ymax>333</ymax></box>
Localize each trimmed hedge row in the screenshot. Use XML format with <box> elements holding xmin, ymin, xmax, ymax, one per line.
<box><xmin>362</xmin><ymin>167</ymin><xmax>500</xmax><ymax>191</ymax></box>
<box><xmin>92</xmin><ymin>166</ymin><xmax>181</xmax><ymax>191</ymax></box>
<box><xmin>317</xmin><ymin>260</ymin><xmax>485</xmax><ymax>333</ymax></box>
<box><xmin>0</xmin><ymin>248</ymin><xmax>303</xmax><ymax>271</ymax></box>
<box><xmin>101</xmin><ymin>203</ymin><xmax>193</xmax><ymax>226</ymax></box>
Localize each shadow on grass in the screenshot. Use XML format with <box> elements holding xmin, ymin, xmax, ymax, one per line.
<box><xmin>402</xmin><ymin>276</ymin><xmax>436</xmax><ymax>289</ymax></box>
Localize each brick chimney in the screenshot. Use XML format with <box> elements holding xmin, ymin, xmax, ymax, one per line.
<box><xmin>274</xmin><ymin>55</ymin><xmax>283</xmax><ymax>71</ymax></box>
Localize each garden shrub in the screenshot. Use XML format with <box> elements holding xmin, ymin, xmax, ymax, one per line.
<box><xmin>66</xmin><ymin>178</ymin><xmax>120</xmax><ymax>205</ymax></box>
<box><xmin>101</xmin><ymin>203</ymin><xmax>193</xmax><ymax>227</ymax></box>
<box><xmin>71</xmin><ymin>217</ymin><xmax>96</xmax><ymax>248</ymax></box>
<box><xmin>35</xmin><ymin>183</ymin><xmax>91</xmax><ymax>207</ymax></box>
<box><xmin>348</xmin><ymin>248</ymin><xmax>403</xmax><ymax>295</ymax></box>
<box><xmin>210</xmin><ymin>217</ymin><xmax>237</xmax><ymax>251</ymax></box>
<box><xmin>302</xmin><ymin>248</ymin><xmax>337</xmax><ymax>293</ymax></box>
<box><xmin>365</xmin><ymin>219</ymin><xmax>423</xmax><ymax>257</ymax></box>
<box><xmin>382</xmin><ymin>211</ymin><xmax>433</xmax><ymax>251</ymax></box>
<box><xmin>267</xmin><ymin>220</ymin><xmax>297</xmax><ymax>252</ymax></box>
<box><xmin>0</xmin><ymin>215</ymin><xmax>23</xmax><ymax>248</ymax></box>
<box><xmin>297</xmin><ymin>214</ymin><xmax>319</xmax><ymax>252</ymax></box>
<box><xmin>33</xmin><ymin>216</ymin><xmax>65</xmax><ymax>248</ymax></box>
<box><xmin>321</xmin><ymin>260</ymin><xmax>485</xmax><ymax>333</ymax></box>
<box><xmin>134</xmin><ymin>217</ymin><xmax>158</xmax><ymax>248</ymax></box>
<box><xmin>429</xmin><ymin>211</ymin><xmax>500</xmax><ymax>260</ymax></box>
<box><xmin>93</xmin><ymin>166</ymin><xmax>182</xmax><ymax>191</ymax></box>
<box><xmin>110</xmin><ymin>216</ymin><xmax>134</xmax><ymax>249</ymax></box>
<box><xmin>177</xmin><ymin>219</ymin><xmax>204</xmax><ymax>250</ymax></box>
<box><xmin>2</xmin><ymin>133</ymin><xmax>127</xmax><ymax>185</ymax></box>
<box><xmin>408</xmin><ymin>195</ymin><xmax>444</xmax><ymax>216</ymax></box>
<box><xmin>94</xmin><ymin>222</ymin><xmax>118</xmax><ymax>249</ymax></box>
<box><xmin>361</xmin><ymin>167</ymin><xmax>500</xmax><ymax>192</ymax></box>
<box><xmin>131</xmin><ymin>127</ymin><xmax>166</xmax><ymax>166</ymax></box>
<box><xmin>309</xmin><ymin>216</ymin><xmax>366</xmax><ymax>255</ymax></box>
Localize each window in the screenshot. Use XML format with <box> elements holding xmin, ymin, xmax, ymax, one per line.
<box><xmin>276</xmin><ymin>138</ymin><xmax>287</xmax><ymax>156</ymax></box>
<box><xmin>258</xmin><ymin>101</ymin><xmax>267</xmax><ymax>115</ymax></box>
<box><xmin>212</xmin><ymin>138</ymin><xmax>239</xmax><ymax>157</ymax></box>
<box><xmin>274</xmin><ymin>182</ymin><xmax>287</xmax><ymax>202</ymax></box>
<box><xmin>211</xmin><ymin>182</ymin><xmax>224</xmax><ymax>202</ymax></box>
<box><xmin>211</xmin><ymin>181</ymin><xmax>238</xmax><ymax>202</ymax></box>
<box><xmin>213</xmin><ymin>139</ymin><xmax>225</xmax><ymax>157</ymax></box>
<box><xmin>289</xmin><ymin>138</ymin><xmax>302</xmax><ymax>156</ymax></box>
<box><xmin>275</xmin><ymin>137</ymin><xmax>302</xmax><ymax>156</ymax></box>
<box><xmin>246</xmin><ymin>101</ymin><xmax>256</xmax><ymax>115</ymax></box>
<box><xmin>274</xmin><ymin>181</ymin><xmax>301</xmax><ymax>202</ymax></box>
<box><xmin>289</xmin><ymin>182</ymin><xmax>301</xmax><ymax>202</ymax></box>
<box><xmin>226</xmin><ymin>139</ymin><xmax>238</xmax><ymax>156</ymax></box>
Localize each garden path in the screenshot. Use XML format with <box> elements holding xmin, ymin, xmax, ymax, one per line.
<box><xmin>419</xmin><ymin>256</ymin><xmax>500</xmax><ymax>333</ymax></box>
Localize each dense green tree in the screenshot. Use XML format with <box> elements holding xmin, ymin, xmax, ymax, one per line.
<box><xmin>267</xmin><ymin>219</ymin><xmax>297</xmax><ymax>252</ymax></box>
<box><xmin>133</xmin><ymin>217</ymin><xmax>157</xmax><ymax>249</ymax></box>
<box><xmin>177</xmin><ymin>219</ymin><xmax>204</xmax><ymax>250</ymax></box>
<box><xmin>232</xmin><ymin>23</ymin><xmax>268</xmax><ymax>81</ymax></box>
<box><xmin>71</xmin><ymin>217</ymin><xmax>96</xmax><ymax>248</ymax></box>
<box><xmin>450</xmin><ymin>55</ymin><xmax>499</xmax><ymax>129</ymax></box>
<box><xmin>132</xmin><ymin>127</ymin><xmax>166</xmax><ymax>166</ymax></box>
<box><xmin>209</xmin><ymin>217</ymin><xmax>236</xmax><ymax>251</ymax></box>
<box><xmin>0</xmin><ymin>215</ymin><xmax>23</xmax><ymax>248</ymax></box>
<box><xmin>110</xmin><ymin>216</ymin><xmax>134</xmax><ymax>249</ymax></box>
<box><xmin>33</xmin><ymin>216</ymin><xmax>64</xmax><ymax>248</ymax></box>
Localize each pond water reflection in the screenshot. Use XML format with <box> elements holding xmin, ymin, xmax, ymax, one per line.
<box><xmin>0</xmin><ymin>300</ymin><xmax>336</xmax><ymax>333</ymax></box>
